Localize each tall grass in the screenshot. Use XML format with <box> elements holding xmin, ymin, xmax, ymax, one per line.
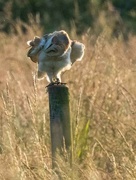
<box><xmin>0</xmin><ymin>23</ymin><xmax>136</xmax><ymax>179</ymax></box>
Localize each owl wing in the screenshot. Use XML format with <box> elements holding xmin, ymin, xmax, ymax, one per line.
<box><xmin>27</xmin><ymin>48</ymin><xmax>39</xmax><ymax>63</ymax></box>
<box><xmin>27</xmin><ymin>36</ymin><xmax>44</xmax><ymax>63</ymax></box>
<box><xmin>70</xmin><ymin>41</ymin><xmax>85</xmax><ymax>64</ymax></box>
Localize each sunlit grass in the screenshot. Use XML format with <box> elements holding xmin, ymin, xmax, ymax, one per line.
<box><xmin>0</xmin><ymin>22</ymin><xmax>136</xmax><ymax>179</ymax></box>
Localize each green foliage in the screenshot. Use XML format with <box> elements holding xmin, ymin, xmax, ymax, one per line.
<box><xmin>76</xmin><ymin>120</ymin><xmax>90</xmax><ymax>160</ymax></box>
<box><xmin>0</xmin><ymin>0</ymin><xmax>136</xmax><ymax>36</ymax></box>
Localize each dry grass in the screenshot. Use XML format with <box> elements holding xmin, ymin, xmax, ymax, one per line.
<box><xmin>0</xmin><ymin>23</ymin><xmax>136</xmax><ymax>180</ymax></box>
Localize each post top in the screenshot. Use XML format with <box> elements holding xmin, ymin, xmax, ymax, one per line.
<box><xmin>47</xmin><ymin>84</ymin><xmax>68</xmax><ymax>90</ymax></box>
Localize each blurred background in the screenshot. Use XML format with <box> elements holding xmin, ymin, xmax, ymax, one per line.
<box><xmin>0</xmin><ymin>1</ymin><xmax>136</xmax><ymax>179</ymax></box>
<box><xmin>0</xmin><ymin>0</ymin><xmax>136</xmax><ymax>36</ymax></box>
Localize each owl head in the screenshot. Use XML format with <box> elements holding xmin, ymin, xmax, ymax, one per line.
<box><xmin>44</xmin><ymin>30</ymin><xmax>71</xmax><ymax>56</ymax></box>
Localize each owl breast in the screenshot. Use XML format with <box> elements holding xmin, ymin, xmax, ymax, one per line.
<box><xmin>38</xmin><ymin>48</ymin><xmax>72</xmax><ymax>74</ymax></box>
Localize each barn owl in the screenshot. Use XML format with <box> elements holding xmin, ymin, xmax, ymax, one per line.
<box><xmin>27</xmin><ymin>30</ymin><xmax>85</xmax><ymax>85</ymax></box>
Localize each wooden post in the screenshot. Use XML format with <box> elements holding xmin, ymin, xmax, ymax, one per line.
<box><xmin>47</xmin><ymin>84</ymin><xmax>72</xmax><ymax>168</ymax></box>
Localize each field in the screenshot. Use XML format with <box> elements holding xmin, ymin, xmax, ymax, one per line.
<box><xmin>0</xmin><ymin>24</ymin><xmax>136</xmax><ymax>180</ymax></box>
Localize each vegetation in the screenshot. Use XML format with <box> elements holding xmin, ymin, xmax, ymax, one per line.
<box><xmin>0</xmin><ymin>22</ymin><xmax>135</xmax><ymax>179</ymax></box>
<box><xmin>0</xmin><ymin>0</ymin><xmax>136</xmax><ymax>36</ymax></box>
<box><xmin>0</xmin><ymin>1</ymin><xmax>136</xmax><ymax>179</ymax></box>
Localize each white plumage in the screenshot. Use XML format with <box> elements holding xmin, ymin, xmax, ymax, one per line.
<box><xmin>27</xmin><ymin>30</ymin><xmax>85</xmax><ymax>84</ymax></box>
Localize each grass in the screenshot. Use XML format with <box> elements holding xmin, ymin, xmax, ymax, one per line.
<box><xmin>0</xmin><ymin>23</ymin><xmax>136</xmax><ymax>180</ymax></box>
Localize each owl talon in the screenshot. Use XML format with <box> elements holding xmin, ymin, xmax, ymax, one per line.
<box><xmin>59</xmin><ymin>82</ymin><xmax>67</xmax><ymax>85</ymax></box>
<box><xmin>46</xmin><ymin>82</ymin><xmax>66</xmax><ymax>88</ymax></box>
<box><xmin>46</xmin><ymin>83</ymin><xmax>54</xmax><ymax>87</ymax></box>
<box><xmin>55</xmin><ymin>78</ymin><xmax>66</xmax><ymax>85</ymax></box>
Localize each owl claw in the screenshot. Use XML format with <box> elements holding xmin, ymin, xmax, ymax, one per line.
<box><xmin>56</xmin><ymin>82</ymin><xmax>67</xmax><ymax>85</ymax></box>
<box><xmin>46</xmin><ymin>82</ymin><xmax>66</xmax><ymax>88</ymax></box>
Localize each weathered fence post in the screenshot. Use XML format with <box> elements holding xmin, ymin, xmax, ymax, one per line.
<box><xmin>47</xmin><ymin>84</ymin><xmax>72</xmax><ymax>169</ymax></box>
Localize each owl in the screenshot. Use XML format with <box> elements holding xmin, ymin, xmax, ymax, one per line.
<box><xmin>27</xmin><ymin>30</ymin><xmax>85</xmax><ymax>85</ymax></box>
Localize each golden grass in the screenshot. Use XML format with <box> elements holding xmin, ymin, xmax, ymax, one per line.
<box><xmin>0</xmin><ymin>24</ymin><xmax>136</xmax><ymax>179</ymax></box>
